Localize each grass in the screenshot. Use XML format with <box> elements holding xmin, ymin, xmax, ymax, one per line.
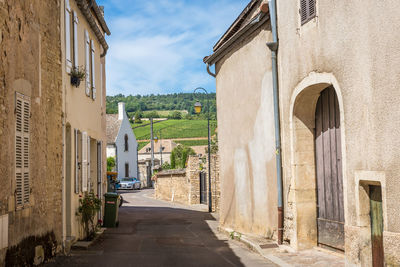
<box><xmin>133</xmin><ymin>119</ymin><xmax>217</xmax><ymax>140</ymax></box>
<box><xmin>174</xmin><ymin>139</ymin><xmax>209</xmax><ymax>146</ymax></box>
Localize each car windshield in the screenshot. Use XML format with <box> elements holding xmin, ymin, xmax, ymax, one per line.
<box><xmin>121</xmin><ymin>178</ymin><xmax>133</xmax><ymax>182</ymax></box>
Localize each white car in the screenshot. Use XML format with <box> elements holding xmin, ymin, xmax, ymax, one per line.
<box><xmin>118</xmin><ymin>178</ymin><xmax>141</xmax><ymax>190</ymax></box>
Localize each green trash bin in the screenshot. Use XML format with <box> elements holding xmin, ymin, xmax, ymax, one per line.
<box><xmin>103</xmin><ymin>192</ymin><xmax>120</xmax><ymax>227</ymax></box>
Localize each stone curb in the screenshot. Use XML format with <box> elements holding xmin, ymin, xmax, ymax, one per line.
<box><xmin>218</xmin><ymin>227</ymin><xmax>293</xmax><ymax>267</ymax></box>
<box><xmin>71</xmin><ymin>228</ymin><xmax>106</xmax><ymax>250</ymax></box>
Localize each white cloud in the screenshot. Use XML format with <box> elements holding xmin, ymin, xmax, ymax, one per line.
<box><xmin>98</xmin><ymin>0</ymin><xmax>247</xmax><ymax>96</ymax></box>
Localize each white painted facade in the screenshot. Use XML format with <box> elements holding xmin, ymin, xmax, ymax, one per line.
<box><xmin>112</xmin><ymin>103</ymin><xmax>138</xmax><ymax>180</ymax></box>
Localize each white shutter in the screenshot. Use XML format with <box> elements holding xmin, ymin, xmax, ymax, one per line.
<box><xmin>91</xmin><ymin>40</ymin><xmax>96</xmax><ymax>100</ymax></box>
<box><xmin>85</xmin><ymin>30</ymin><xmax>91</xmax><ymax>96</ymax></box>
<box><xmin>82</xmin><ymin>131</ymin><xmax>88</xmax><ymax>192</ymax></box>
<box><xmin>87</xmin><ymin>136</ymin><xmax>91</xmax><ymax>191</ymax></box>
<box><xmin>74</xmin><ymin>129</ymin><xmax>79</xmax><ymax>193</ymax></box>
<box><xmin>73</xmin><ymin>11</ymin><xmax>79</xmax><ymax>68</ymax></box>
<box><xmin>15</xmin><ymin>93</ymin><xmax>30</xmax><ymax>207</ymax></box>
<box><xmin>65</xmin><ymin>0</ymin><xmax>72</xmax><ymax>72</ymax></box>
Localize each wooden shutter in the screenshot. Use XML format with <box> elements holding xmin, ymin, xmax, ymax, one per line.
<box><xmin>73</xmin><ymin>11</ymin><xmax>79</xmax><ymax>68</ymax></box>
<box><xmin>91</xmin><ymin>40</ymin><xmax>96</xmax><ymax>100</ymax></box>
<box><xmin>74</xmin><ymin>129</ymin><xmax>79</xmax><ymax>193</ymax></box>
<box><xmin>65</xmin><ymin>0</ymin><xmax>72</xmax><ymax>72</ymax></box>
<box><xmin>15</xmin><ymin>93</ymin><xmax>30</xmax><ymax>207</ymax></box>
<box><xmin>97</xmin><ymin>141</ymin><xmax>102</xmax><ymax>220</ymax></box>
<box><xmin>85</xmin><ymin>30</ymin><xmax>91</xmax><ymax>96</ymax></box>
<box><xmin>300</xmin><ymin>0</ymin><xmax>316</xmax><ymax>25</ymax></box>
<box><xmin>82</xmin><ymin>131</ymin><xmax>88</xmax><ymax>192</ymax></box>
<box><xmin>100</xmin><ymin>63</ymin><xmax>103</xmax><ymax>107</ymax></box>
<box><xmin>87</xmin><ymin>136</ymin><xmax>91</xmax><ymax>191</ymax></box>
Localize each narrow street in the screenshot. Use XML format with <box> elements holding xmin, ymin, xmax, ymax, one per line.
<box><xmin>47</xmin><ymin>190</ymin><xmax>276</xmax><ymax>267</ymax></box>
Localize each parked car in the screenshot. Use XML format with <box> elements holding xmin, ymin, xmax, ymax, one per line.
<box><xmin>118</xmin><ymin>178</ymin><xmax>141</xmax><ymax>190</ymax></box>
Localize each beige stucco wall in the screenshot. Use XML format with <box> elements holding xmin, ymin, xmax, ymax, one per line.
<box><xmin>0</xmin><ymin>0</ymin><xmax>63</xmax><ymax>265</ymax></box>
<box><xmin>215</xmin><ymin>24</ymin><xmax>277</xmax><ymax>238</ymax></box>
<box><xmin>61</xmin><ymin>0</ymin><xmax>107</xmax><ymax>243</ymax></box>
<box><xmin>277</xmin><ymin>0</ymin><xmax>400</xmax><ymax>265</ymax></box>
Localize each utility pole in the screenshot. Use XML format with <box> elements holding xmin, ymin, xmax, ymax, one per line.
<box><xmin>150</xmin><ymin>118</ymin><xmax>154</xmax><ymax>177</ymax></box>
<box><xmin>159</xmin><ymin>130</ymin><xmax>163</xmax><ymax>166</ymax></box>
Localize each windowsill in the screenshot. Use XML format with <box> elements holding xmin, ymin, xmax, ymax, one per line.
<box><xmin>297</xmin><ymin>16</ymin><xmax>318</xmax><ymax>36</ymax></box>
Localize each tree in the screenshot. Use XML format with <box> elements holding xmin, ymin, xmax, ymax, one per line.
<box><xmin>134</xmin><ymin>110</ymin><xmax>143</xmax><ymax>124</ymax></box>
<box><xmin>107</xmin><ymin>157</ymin><xmax>115</xmax><ymax>172</ymax></box>
<box><xmin>170</xmin><ymin>145</ymin><xmax>195</xmax><ymax>169</ymax></box>
<box><xmin>168</xmin><ymin>111</ymin><xmax>182</xmax><ymax>120</ymax></box>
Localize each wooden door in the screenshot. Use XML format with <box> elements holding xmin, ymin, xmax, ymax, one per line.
<box><xmin>200</xmin><ymin>172</ymin><xmax>207</xmax><ymax>204</ymax></box>
<box><xmin>370</xmin><ymin>185</ymin><xmax>384</xmax><ymax>267</ymax></box>
<box><xmin>315</xmin><ymin>86</ymin><xmax>345</xmax><ymax>250</ymax></box>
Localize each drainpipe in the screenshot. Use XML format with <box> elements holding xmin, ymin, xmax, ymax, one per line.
<box><xmin>206</xmin><ymin>63</ymin><xmax>216</xmax><ymax>78</ymax></box>
<box><xmin>266</xmin><ymin>0</ymin><xmax>284</xmax><ymax>245</ymax></box>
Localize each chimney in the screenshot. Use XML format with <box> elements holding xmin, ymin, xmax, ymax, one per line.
<box><xmin>99</xmin><ymin>5</ymin><xmax>105</xmax><ymax>17</ymax></box>
<box><xmin>118</xmin><ymin>102</ymin><xmax>126</xmax><ymax>120</ymax></box>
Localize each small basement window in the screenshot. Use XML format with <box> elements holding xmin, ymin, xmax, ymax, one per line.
<box><xmin>300</xmin><ymin>0</ymin><xmax>316</xmax><ymax>25</ymax></box>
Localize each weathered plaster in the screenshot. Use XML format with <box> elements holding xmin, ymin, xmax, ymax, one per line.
<box><xmin>215</xmin><ymin>24</ymin><xmax>277</xmax><ymax>238</ymax></box>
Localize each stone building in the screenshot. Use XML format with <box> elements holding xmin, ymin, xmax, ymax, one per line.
<box><xmin>205</xmin><ymin>0</ymin><xmax>400</xmax><ymax>266</ymax></box>
<box><xmin>277</xmin><ymin>0</ymin><xmax>400</xmax><ymax>265</ymax></box>
<box><xmin>138</xmin><ymin>139</ymin><xmax>177</xmax><ymax>164</ymax></box>
<box><xmin>204</xmin><ymin>0</ymin><xmax>278</xmax><ymax>239</ymax></box>
<box><xmin>0</xmin><ymin>0</ymin><xmax>63</xmax><ymax>265</ymax></box>
<box><xmin>106</xmin><ymin>102</ymin><xmax>138</xmax><ymax>180</ymax></box>
<box><xmin>61</xmin><ymin>0</ymin><xmax>110</xmax><ymax>248</ymax></box>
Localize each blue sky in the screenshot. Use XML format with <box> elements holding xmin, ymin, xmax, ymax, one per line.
<box><xmin>96</xmin><ymin>0</ymin><xmax>247</xmax><ymax>96</ymax></box>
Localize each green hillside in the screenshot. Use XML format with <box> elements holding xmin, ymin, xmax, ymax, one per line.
<box><xmin>133</xmin><ymin>119</ymin><xmax>217</xmax><ymax>141</ymax></box>
<box><xmin>106</xmin><ymin>93</ymin><xmax>216</xmax><ymax>118</ymax></box>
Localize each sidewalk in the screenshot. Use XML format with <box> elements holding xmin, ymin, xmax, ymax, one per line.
<box><xmin>216</xmin><ymin>224</ymin><xmax>345</xmax><ymax>267</ymax></box>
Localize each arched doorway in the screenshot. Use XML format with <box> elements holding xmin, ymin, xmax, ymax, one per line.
<box><xmin>289</xmin><ymin>73</ymin><xmax>347</xmax><ymax>251</ymax></box>
<box><xmin>314</xmin><ymin>86</ymin><xmax>344</xmax><ymax>251</ymax></box>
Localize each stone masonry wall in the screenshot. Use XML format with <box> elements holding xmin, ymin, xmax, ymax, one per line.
<box><xmin>0</xmin><ymin>0</ymin><xmax>63</xmax><ymax>265</ymax></box>
<box><xmin>155</xmin><ymin>169</ymin><xmax>189</xmax><ymax>205</ymax></box>
<box><xmin>155</xmin><ymin>155</ymin><xmax>220</xmax><ymax>213</ymax></box>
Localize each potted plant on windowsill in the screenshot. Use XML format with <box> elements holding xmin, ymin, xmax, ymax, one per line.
<box><xmin>69</xmin><ymin>66</ymin><xmax>86</xmax><ymax>88</ymax></box>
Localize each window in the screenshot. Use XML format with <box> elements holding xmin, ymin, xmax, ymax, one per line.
<box><xmin>124</xmin><ymin>134</ymin><xmax>129</xmax><ymax>151</ymax></box>
<box><xmin>15</xmin><ymin>93</ymin><xmax>30</xmax><ymax>207</ymax></box>
<box><xmin>300</xmin><ymin>0</ymin><xmax>316</xmax><ymax>25</ymax></box>
<box><xmin>65</xmin><ymin>0</ymin><xmax>78</xmax><ymax>72</ymax></box>
<box><xmin>125</xmin><ymin>163</ymin><xmax>129</xmax><ymax>178</ymax></box>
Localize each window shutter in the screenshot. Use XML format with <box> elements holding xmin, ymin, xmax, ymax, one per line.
<box><xmin>22</xmin><ymin>99</ymin><xmax>30</xmax><ymax>204</ymax></box>
<box><xmin>87</xmin><ymin>136</ymin><xmax>91</xmax><ymax>191</ymax></box>
<box><xmin>15</xmin><ymin>93</ymin><xmax>30</xmax><ymax>207</ymax></box>
<box><xmin>65</xmin><ymin>0</ymin><xmax>72</xmax><ymax>72</ymax></box>
<box><xmin>91</xmin><ymin>40</ymin><xmax>96</xmax><ymax>100</ymax></box>
<box><xmin>73</xmin><ymin>11</ymin><xmax>79</xmax><ymax>68</ymax></box>
<box><xmin>74</xmin><ymin>129</ymin><xmax>79</xmax><ymax>193</ymax></box>
<box><xmin>100</xmin><ymin>63</ymin><xmax>103</xmax><ymax>107</ymax></box>
<box><xmin>85</xmin><ymin>30</ymin><xmax>91</xmax><ymax>96</ymax></box>
<box><xmin>82</xmin><ymin>131</ymin><xmax>88</xmax><ymax>192</ymax></box>
<box><xmin>308</xmin><ymin>0</ymin><xmax>316</xmax><ymax>19</ymax></box>
<box><xmin>300</xmin><ymin>0</ymin><xmax>316</xmax><ymax>25</ymax></box>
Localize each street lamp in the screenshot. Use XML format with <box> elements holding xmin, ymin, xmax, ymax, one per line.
<box><xmin>193</xmin><ymin>87</ymin><xmax>212</xmax><ymax>213</ymax></box>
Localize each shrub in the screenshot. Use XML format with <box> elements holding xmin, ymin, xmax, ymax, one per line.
<box><xmin>77</xmin><ymin>192</ymin><xmax>101</xmax><ymax>241</ymax></box>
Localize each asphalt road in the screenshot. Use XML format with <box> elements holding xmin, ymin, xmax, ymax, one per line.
<box><xmin>46</xmin><ymin>189</ymin><xmax>276</xmax><ymax>267</ymax></box>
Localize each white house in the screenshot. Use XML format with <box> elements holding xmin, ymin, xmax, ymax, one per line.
<box><xmin>106</xmin><ymin>102</ymin><xmax>138</xmax><ymax>180</ymax></box>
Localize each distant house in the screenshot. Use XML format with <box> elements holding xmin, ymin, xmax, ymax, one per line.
<box><xmin>106</xmin><ymin>102</ymin><xmax>138</xmax><ymax>180</ymax></box>
<box><xmin>138</xmin><ymin>139</ymin><xmax>177</xmax><ymax>164</ymax></box>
